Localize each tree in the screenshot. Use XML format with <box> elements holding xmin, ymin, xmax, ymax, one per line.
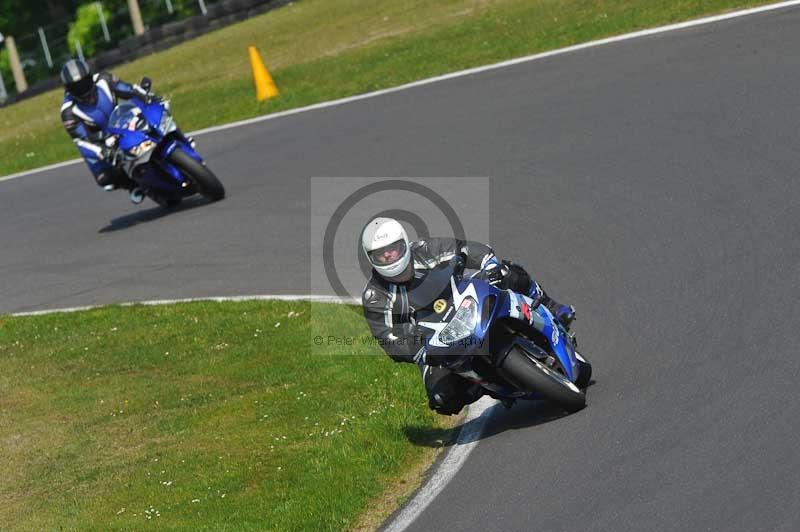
<box><xmin>0</xmin><ymin>1</ymin><xmax>81</xmax><ymax>38</ymax></box>
<box><xmin>68</xmin><ymin>3</ymin><xmax>111</xmax><ymax>57</ymax></box>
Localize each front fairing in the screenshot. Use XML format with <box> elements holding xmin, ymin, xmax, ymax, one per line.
<box><xmin>107</xmin><ymin>128</ymin><xmax>149</xmax><ymax>152</ymax></box>
<box><xmin>505</xmin><ymin>289</ymin><xmax>579</xmax><ymax>381</ymax></box>
<box><xmin>536</xmin><ymin>303</ymin><xmax>578</xmax><ymax>381</ymax></box>
<box><xmin>106</xmin><ymin>101</ymin><xmax>153</xmax><ymax>153</ymax></box>
<box><xmin>419</xmin><ymin>276</ymin><xmax>579</xmax><ymax>382</ymax></box>
<box><xmin>106</xmin><ymin>98</ymin><xmax>172</xmax><ymax>152</ymax></box>
<box><xmin>418</xmin><ymin>277</ymin><xmax>499</xmax><ymax>359</ymax></box>
<box><xmin>104</xmin><ymin>99</ymin><xmax>199</xmax><ymax>192</ymax></box>
<box><xmin>137</xmin><ymin>97</ymin><xmax>164</xmax><ymax>130</ymax></box>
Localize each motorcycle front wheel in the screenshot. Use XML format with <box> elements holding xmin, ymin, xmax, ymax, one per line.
<box><xmin>500</xmin><ymin>346</ymin><xmax>586</xmax><ymax>412</ymax></box>
<box><xmin>167</xmin><ymin>147</ymin><xmax>225</xmax><ymax>202</ymax></box>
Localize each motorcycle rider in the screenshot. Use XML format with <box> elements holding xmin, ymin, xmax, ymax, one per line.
<box><xmin>59</xmin><ymin>58</ymin><xmax>157</xmax><ymax>204</ymax></box>
<box><xmin>361</xmin><ymin>217</ymin><xmax>576</xmax><ymax>415</ymax></box>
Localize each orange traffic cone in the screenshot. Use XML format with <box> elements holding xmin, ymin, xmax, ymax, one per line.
<box><xmin>249</xmin><ymin>46</ymin><xmax>279</xmax><ymax>102</ymax></box>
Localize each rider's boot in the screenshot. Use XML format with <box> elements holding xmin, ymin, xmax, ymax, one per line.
<box><xmin>548</xmin><ymin>301</ymin><xmax>576</xmax><ymax>330</ymax></box>
<box><xmin>109</xmin><ymin>169</ymin><xmax>144</xmax><ymax>204</ymax></box>
<box><xmin>102</xmin><ymin>173</ymin><xmax>142</xmax><ymax>205</ymax></box>
<box><xmin>531</xmin><ymin>284</ymin><xmax>576</xmax><ymax>330</ymax></box>
<box><xmin>129</xmin><ymin>188</ymin><xmax>145</xmax><ymax>204</ymax></box>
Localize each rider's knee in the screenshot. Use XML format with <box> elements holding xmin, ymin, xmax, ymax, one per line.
<box><xmin>425</xmin><ymin>370</ymin><xmax>481</xmax><ymax>415</ymax></box>
<box><xmin>95</xmin><ymin>170</ymin><xmax>114</xmax><ymax>187</ymax></box>
<box><xmin>429</xmin><ymin>392</ymin><xmax>464</xmax><ymax>415</ymax></box>
<box><xmin>95</xmin><ymin>168</ymin><xmax>129</xmax><ymax>189</ymax></box>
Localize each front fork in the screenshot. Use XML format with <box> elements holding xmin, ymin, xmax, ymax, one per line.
<box><xmin>160</xmin><ymin>131</ymin><xmax>199</xmax><ymax>161</ymax></box>
<box><xmin>155</xmin><ymin>132</ymin><xmax>202</xmax><ymax>185</ymax></box>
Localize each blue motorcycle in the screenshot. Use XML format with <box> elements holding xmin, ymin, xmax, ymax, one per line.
<box><xmin>103</xmin><ymin>79</ymin><xmax>225</xmax><ymax>207</ymax></box>
<box><xmin>418</xmin><ymin>259</ymin><xmax>592</xmax><ymax>411</ymax></box>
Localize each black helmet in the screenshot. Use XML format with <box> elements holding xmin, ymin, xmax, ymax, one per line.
<box><xmin>60</xmin><ymin>59</ymin><xmax>94</xmax><ymax>102</ymax></box>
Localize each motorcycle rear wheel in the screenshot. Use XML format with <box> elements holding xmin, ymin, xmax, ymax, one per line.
<box><xmin>167</xmin><ymin>147</ymin><xmax>225</xmax><ymax>201</ymax></box>
<box><xmin>500</xmin><ymin>346</ymin><xmax>586</xmax><ymax>411</ymax></box>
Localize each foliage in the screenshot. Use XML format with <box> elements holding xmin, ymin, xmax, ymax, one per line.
<box><xmin>68</xmin><ymin>3</ymin><xmax>112</xmax><ymax>58</ymax></box>
<box><xmin>0</xmin><ymin>0</ymin><xmax>80</xmax><ymax>38</ymax></box>
<box><xmin>1</xmin><ymin>0</ymin><xmax>217</xmax><ymax>89</ymax></box>
<box><xmin>141</xmin><ymin>0</ymin><xmax>198</xmax><ymax>28</ymax></box>
<box><xmin>0</xmin><ymin>48</ymin><xmax>11</xmax><ymax>98</ymax></box>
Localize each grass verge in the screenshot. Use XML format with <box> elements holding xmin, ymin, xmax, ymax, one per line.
<box><xmin>0</xmin><ymin>0</ymin><xmax>778</xmax><ymax>176</ymax></box>
<box><xmin>0</xmin><ymin>300</ymin><xmax>456</xmax><ymax>531</ymax></box>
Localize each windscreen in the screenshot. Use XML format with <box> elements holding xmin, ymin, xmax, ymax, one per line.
<box><xmin>108</xmin><ymin>103</ymin><xmax>141</xmax><ymax>130</ymax></box>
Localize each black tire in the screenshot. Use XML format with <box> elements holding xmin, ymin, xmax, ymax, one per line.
<box><xmin>575</xmin><ymin>351</ymin><xmax>592</xmax><ymax>390</ymax></box>
<box><xmin>500</xmin><ymin>347</ymin><xmax>586</xmax><ymax>411</ymax></box>
<box><xmin>167</xmin><ymin>147</ymin><xmax>225</xmax><ymax>201</ymax></box>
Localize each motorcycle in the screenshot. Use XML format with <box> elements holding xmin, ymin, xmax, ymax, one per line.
<box><xmin>102</xmin><ymin>78</ymin><xmax>225</xmax><ymax>207</ymax></box>
<box><xmin>417</xmin><ymin>258</ymin><xmax>592</xmax><ymax>411</ymax></box>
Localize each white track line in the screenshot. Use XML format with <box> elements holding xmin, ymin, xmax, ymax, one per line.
<box><xmin>383</xmin><ymin>395</ymin><xmax>497</xmax><ymax>532</ymax></box>
<box><xmin>10</xmin><ymin>294</ymin><xmax>358</xmax><ymax>317</ymax></box>
<box><xmin>0</xmin><ymin>158</ymin><xmax>83</xmax><ymax>183</ymax></box>
<box><xmin>3</xmin><ymin>0</ymin><xmax>800</xmax><ymax>185</ymax></box>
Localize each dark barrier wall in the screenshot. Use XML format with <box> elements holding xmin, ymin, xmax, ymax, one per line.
<box><xmin>2</xmin><ymin>0</ymin><xmax>291</xmax><ymax>106</ymax></box>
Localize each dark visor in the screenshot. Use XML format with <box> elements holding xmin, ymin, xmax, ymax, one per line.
<box><xmin>368</xmin><ymin>240</ymin><xmax>407</xmax><ymax>266</ymax></box>
<box><xmin>68</xmin><ymin>77</ymin><xmax>94</xmax><ymax>101</ymax></box>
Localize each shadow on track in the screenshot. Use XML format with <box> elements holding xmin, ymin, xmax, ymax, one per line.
<box><xmin>402</xmin><ymin>403</ymin><xmax>567</xmax><ymax>448</ymax></box>
<box><xmin>405</xmin><ymin>380</ymin><xmax>596</xmax><ymax>448</ymax></box>
<box><xmin>98</xmin><ymin>196</ymin><xmax>211</xmax><ymax>233</ymax></box>
<box><xmin>474</xmin><ymin>401</ymin><xmax>573</xmax><ymax>441</ymax></box>
<box><xmin>475</xmin><ymin>379</ymin><xmax>597</xmax><ymax>442</ymax></box>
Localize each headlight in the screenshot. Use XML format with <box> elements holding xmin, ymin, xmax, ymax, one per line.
<box><xmin>439</xmin><ymin>297</ymin><xmax>478</xmax><ymax>344</ymax></box>
<box><xmin>159</xmin><ymin>108</ymin><xmax>176</xmax><ymax>133</ymax></box>
<box><xmin>129</xmin><ymin>140</ymin><xmax>156</xmax><ymax>157</ymax></box>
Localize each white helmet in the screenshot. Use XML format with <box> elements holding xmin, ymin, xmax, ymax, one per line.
<box><xmin>362</xmin><ymin>217</ymin><xmax>411</xmax><ymax>280</ymax></box>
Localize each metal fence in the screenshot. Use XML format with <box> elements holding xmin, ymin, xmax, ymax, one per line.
<box><xmin>0</xmin><ymin>0</ymin><xmax>220</xmax><ymax>102</ymax></box>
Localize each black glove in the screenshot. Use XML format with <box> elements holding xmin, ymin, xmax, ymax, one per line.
<box><xmin>133</xmin><ymin>84</ymin><xmax>161</xmax><ymax>104</ymax></box>
<box><xmin>100</xmin><ymin>145</ymin><xmax>114</xmax><ymax>163</ymax></box>
<box><xmin>102</xmin><ymin>140</ymin><xmax>120</xmax><ymax>165</ymax></box>
<box><xmin>475</xmin><ymin>259</ymin><xmax>506</xmax><ymax>286</ymax></box>
<box><xmin>386</xmin><ymin>324</ymin><xmax>427</xmax><ymax>364</ymax></box>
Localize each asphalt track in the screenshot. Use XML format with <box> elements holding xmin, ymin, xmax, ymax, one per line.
<box><xmin>3</xmin><ymin>6</ymin><xmax>800</xmax><ymax>531</ymax></box>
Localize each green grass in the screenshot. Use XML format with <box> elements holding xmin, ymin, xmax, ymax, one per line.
<box><xmin>0</xmin><ymin>0</ymin><xmax>778</xmax><ymax>176</ymax></box>
<box><xmin>0</xmin><ymin>300</ymin><xmax>452</xmax><ymax>531</ymax></box>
